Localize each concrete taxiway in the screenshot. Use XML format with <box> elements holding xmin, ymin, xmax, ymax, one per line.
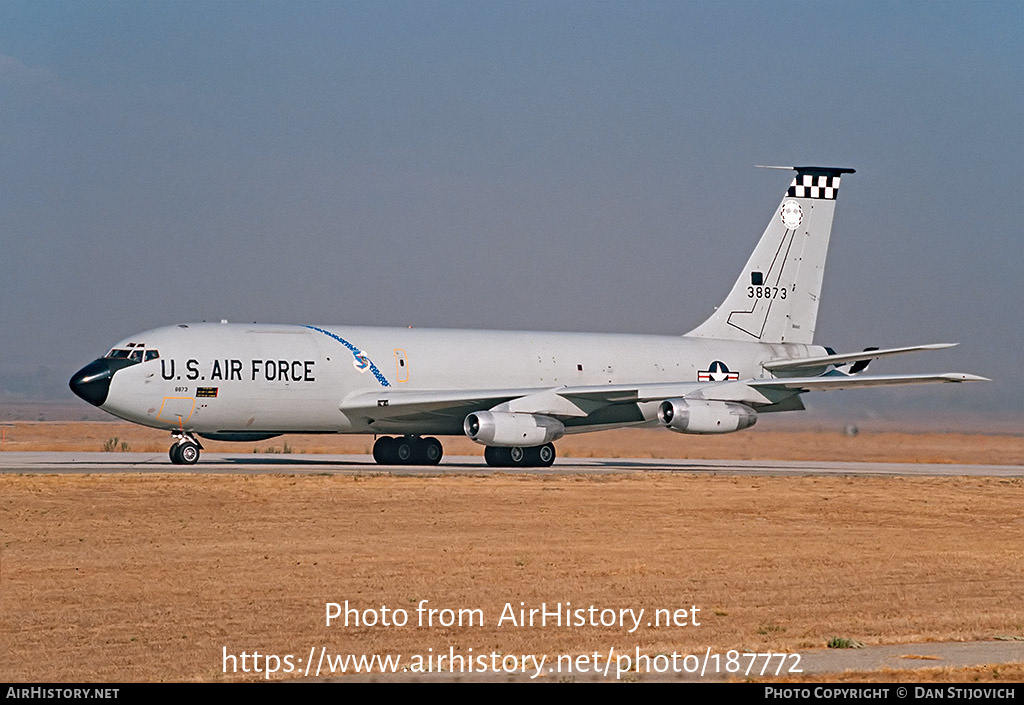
<box><xmin>327</xmin><ymin>640</ymin><xmax>1024</xmax><ymax>682</ymax></box>
<box><xmin>1</xmin><ymin>451</ymin><xmax>1021</xmax><ymax>477</ymax></box>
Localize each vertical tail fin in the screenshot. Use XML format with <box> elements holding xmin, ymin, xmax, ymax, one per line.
<box><xmin>686</xmin><ymin>166</ymin><xmax>855</xmax><ymax>345</ymax></box>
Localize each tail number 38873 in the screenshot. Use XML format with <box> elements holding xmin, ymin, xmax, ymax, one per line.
<box><xmin>747</xmin><ymin>286</ymin><xmax>787</xmax><ymax>299</ymax></box>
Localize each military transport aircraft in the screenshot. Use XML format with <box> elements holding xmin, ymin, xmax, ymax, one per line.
<box><xmin>69</xmin><ymin>166</ymin><xmax>985</xmax><ymax>467</ymax></box>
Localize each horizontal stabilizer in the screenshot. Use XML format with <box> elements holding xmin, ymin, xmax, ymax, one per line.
<box><xmin>762</xmin><ymin>343</ymin><xmax>959</xmax><ymax>373</ymax></box>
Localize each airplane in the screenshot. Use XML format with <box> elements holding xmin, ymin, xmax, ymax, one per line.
<box><xmin>69</xmin><ymin>166</ymin><xmax>986</xmax><ymax>467</ymax></box>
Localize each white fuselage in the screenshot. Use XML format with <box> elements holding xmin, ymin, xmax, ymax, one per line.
<box><xmin>97</xmin><ymin>322</ymin><xmax>823</xmax><ymax>437</ymax></box>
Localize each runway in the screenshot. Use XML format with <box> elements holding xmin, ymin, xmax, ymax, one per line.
<box><xmin>2</xmin><ymin>451</ymin><xmax>1021</xmax><ymax>477</ymax></box>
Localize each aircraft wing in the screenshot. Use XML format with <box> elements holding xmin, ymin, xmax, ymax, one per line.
<box><xmin>747</xmin><ymin>372</ymin><xmax>989</xmax><ymax>392</ymax></box>
<box><xmin>557</xmin><ymin>371</ymin><xmax>988</xmax><ymax>407</ymax></box>
<box><xmin>338</xmin><ymin>370</ymin><xmax>986</xmax><ymax>426</ymax></box>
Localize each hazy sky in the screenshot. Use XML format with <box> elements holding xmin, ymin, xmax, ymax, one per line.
<box><xmin>2</xmin><ymin>1</ymin><xmax>1021</xmax><ymax>418</ymax></box>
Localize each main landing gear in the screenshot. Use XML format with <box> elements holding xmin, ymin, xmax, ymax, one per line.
<box><xmin>169</xmin><ymin>432</ymin><xmax>202</xmax><ymax>465</ymax></box>
<box><xmin>483</xmin><ymin>443</ymin><xmax>556</xmax><ymax>468</ymax></box>
<box><xmin>372</xmin><ymin>435</ymin><xmax>444</xmax><ymax>466</ymax></box>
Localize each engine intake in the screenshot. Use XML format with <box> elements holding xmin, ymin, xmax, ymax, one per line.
<box><xmin>464</xmin><ymin>411</ymin><xmax>565</xmax><ymax>447</ymax></box>
<box><xmin>658</xmin><ymin>399</ymin><xmax>757</xmax><ymax>434</ymax></box>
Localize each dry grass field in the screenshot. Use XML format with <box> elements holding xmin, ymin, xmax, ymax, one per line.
<box><xmin>1</xmin><ymin>423</ymin><xmax>1022</xmax><ymax>682</ymax></box>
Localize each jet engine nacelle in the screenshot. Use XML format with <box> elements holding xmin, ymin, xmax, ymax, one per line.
<box><xmin>464</xmin><ymin>411</ymin><xmax>565</xmax><ymax>447</ymax></box>
<box><xmin>657</xmin><ymin>399</ymin><xmax>757</xmax><ymax>434</ymax></box>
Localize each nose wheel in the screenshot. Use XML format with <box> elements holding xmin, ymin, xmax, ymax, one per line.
<box><xmin>169</xmin><ymin>433</ymin><xmax>202</xmax><ymax>465</ymax></box>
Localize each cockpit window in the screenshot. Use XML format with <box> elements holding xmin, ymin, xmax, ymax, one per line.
<box><xmin>105</xmin><ymin>348</ymin><xmax>151</xmax><ymax>366</ymax></box>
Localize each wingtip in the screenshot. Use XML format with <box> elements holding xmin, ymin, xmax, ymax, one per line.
<box><xmin>943</xmin><ymin>373</ymin><xmax>989</xmax><ymax>383</ymax></box>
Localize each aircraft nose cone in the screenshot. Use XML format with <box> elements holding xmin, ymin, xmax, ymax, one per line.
<box><xmin>69</xmin><ymin>359</ymin><xmax>115</xmax><ymax>407</ymax></box>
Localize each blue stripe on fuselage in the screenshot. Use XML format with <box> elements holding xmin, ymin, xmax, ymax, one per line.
<box><xmin>303</xmin><ymin>325</ymin><xmax>391</xmax><ymax>387</ymax></box>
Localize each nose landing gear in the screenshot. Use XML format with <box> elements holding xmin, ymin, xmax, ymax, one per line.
<box><xmin>169</xmin><ymin>432</ymin><xmax>203</xmax><ymax>465</ymax></box>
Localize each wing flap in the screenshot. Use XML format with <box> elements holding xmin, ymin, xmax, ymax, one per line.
<box><xmin>339</xmin><ymin>388</ymin><xmax>537</xmax><ymax>422</ymax></box>
<box><xmin>493</xmin><ymin>389</ymin><xmax>590</xmax><ymax>417</ymax></box>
